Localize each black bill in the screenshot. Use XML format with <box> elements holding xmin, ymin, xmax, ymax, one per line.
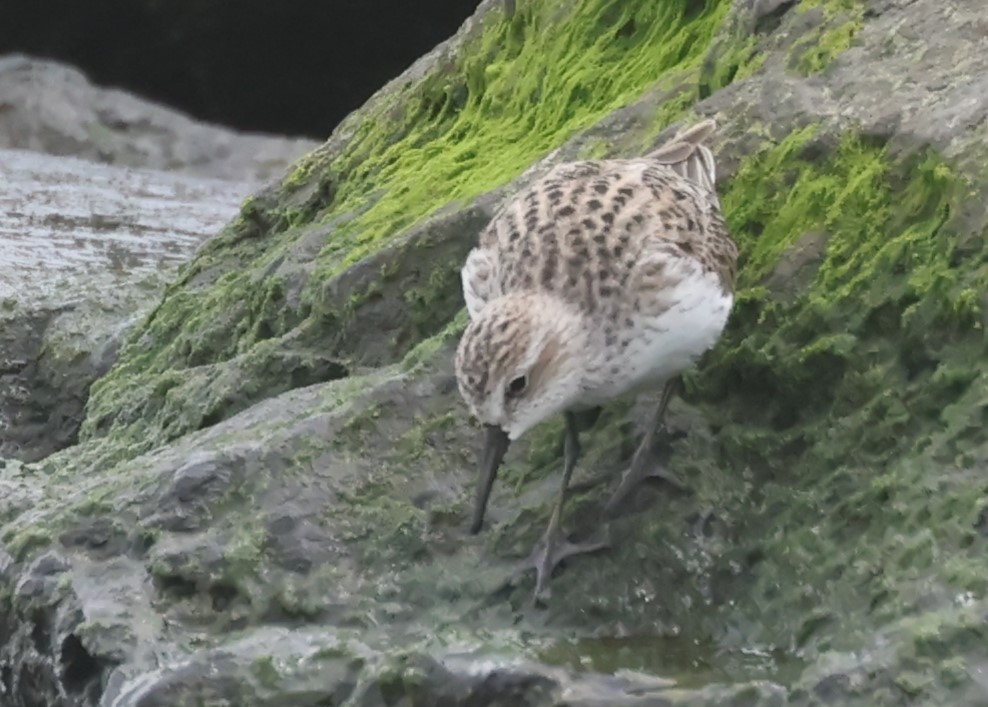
<box><xmin>470</xmin><ymin>424</ymin><xmax>511</xmax><ymax>534</ymax></box>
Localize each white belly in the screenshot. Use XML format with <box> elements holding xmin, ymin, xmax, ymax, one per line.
<box><xmin>583</xmin><ymin>268</ymin><xmax>733</xmax><ymax>405</ymax></box>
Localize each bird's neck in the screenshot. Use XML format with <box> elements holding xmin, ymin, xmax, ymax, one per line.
<box><xmin>527</xmin><ymin>294</ymin><xmax>594</xmax><ymax>403</ymax></box>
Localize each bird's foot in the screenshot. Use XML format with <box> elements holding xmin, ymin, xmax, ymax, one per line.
<box><xmin>604</xmin><ymin>461</ymin><xmax>688</xmax><ymax>516</ymax></box>
<box><xmin>511</xmin><ymin>522</ymin><xmax>610</xmax><ymax>605</ymax></box>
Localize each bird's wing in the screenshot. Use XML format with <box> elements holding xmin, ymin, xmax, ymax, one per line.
<box><xmin>637</xmin><ymin>120</ymin><xmax>737</xmax><ymax>292</ymax></box>
<box><xmin>461</xmin><ymin>226</ymin><xmax>502</xmax><ymax>320</ymax></box>
<box><xmin>460</xmin><ymin>162</ymin><xmax>605</xmax><ymax>319</ymax></box>
<box><xmin>646</xmin><ymin>118</ymin><xmax>719</xmax><ymax>195</ymax></box>
<box><xmin>459</xmin><ymin>121</ymin><xmax>724</xmax><ymax>319</ymax></box>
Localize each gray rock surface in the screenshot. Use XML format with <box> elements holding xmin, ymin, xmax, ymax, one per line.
<box><xmin>0</xmin><ymin>54</ymin><xmax>318</xmax><ymax>181</ymax></box>
<box><xmin>0</xmin><ymin>149</ymin><xmax>253</xmax><ymax>461</ymax></box>
<box><xmin>0</xmin><ymin>53</ymin><xmax>318</xmax><ymax>462</ymax></box>
<box><xmin>2</xmin><ymin>0</ymin><xmax>988</xmax><ymax>706</ymax></box>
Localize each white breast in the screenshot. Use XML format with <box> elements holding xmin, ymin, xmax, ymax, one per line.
<box><xmin>582</xmin><ymin>265</ymin><xmax>733</xmax><ymax>404</ymax></box>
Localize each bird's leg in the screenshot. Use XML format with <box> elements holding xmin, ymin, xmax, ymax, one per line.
<box><xmin>604</xmin><ymin>377</ymin><xmax>687</xmax><ymax>515</ymax></box>
<box><xmin>522</xmin><ymin>411</ymin><xmax>609</xmax><ymax>603</ymax></box>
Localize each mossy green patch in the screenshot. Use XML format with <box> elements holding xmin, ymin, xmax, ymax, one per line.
<box><xmin>146</xmin><ymin>520</ymin><xmax>273</xmax><ymax>626</ymax></box>
<box><xmin>789</xmin><ymin>0</ymin><xmax>865</xmax><ymax>75</ymax></box>
<box><xmin>331</xmin><ymin>479</ymin><xmax>429</xmax><ymax>568</ymax></box>
<box><xmin>675</xmin><ymin>129</ymin><xmax>988</xmax><ymax>658</ymax></box>
<box><xmin>250</xmin><ymin>656</ymin><xmax>282</xmax><ymax>690</ymax></box>
<box><xmin>2</xmin><ymin>525</ymin><xmax>53</xmax><ymax>561</ymax></box>
<box><xmin>396</xmin><ymin>412</ymin><xmax>458</xmax><ymax>461</ymax></box>
<box><xmin>699</xmin><ymin>32</ymin><xmax>765</xmax><ymax>102</ymax></box>
<box><xmin>312</xmin><ymin>0</ymin><xmax>731</xmax><ymax>273</ymax></box>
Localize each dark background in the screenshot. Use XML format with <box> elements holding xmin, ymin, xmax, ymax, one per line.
<box><xmin>0</xmin><ymin>0</ymin><xmax>481</xmax><ymax>138</ymax></box>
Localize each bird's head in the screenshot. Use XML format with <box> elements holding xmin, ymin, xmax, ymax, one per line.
<box><xmin>454</xmin><ymin>293</ymin><xmax>588</xmax><ymax>533</ymax></box>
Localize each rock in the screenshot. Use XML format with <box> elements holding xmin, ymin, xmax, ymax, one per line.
<box><xmin>99</xmin><ymin>625</ymin><xmax>787</xmax><ymax>707</ymax></box>
<box><xmin>0</xmin><ymin>51</ymin><xmax>318</xmax><ymax>463</ymax></box>
<box><xmin>0</xmin><ymin>148</ymin><xmax>254</xmax><ymax>461</ymax></box>
<box><xmin>3</xmin><ymin>0</ymin><xmax>988</xmax><ymax>705</ymax></box>
<box><xmin>0</xmin><ymin>54</ymin><xmax>318</xmax><ymax>181</ymax></box>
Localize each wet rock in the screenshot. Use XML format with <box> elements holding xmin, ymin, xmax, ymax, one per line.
<box><xmin>2</xmin><ymin>0</ymin><xmax>988</xmax><ymax>705</ymax></box>
<box><xmin>0</xmin><ymin>148</ymin><xmax>252</xmax><ymax>461</ymax></box>
<box><xmin>0</xmin><ymin>52</ymin><xmax>317</xmax><ymax>464</ymax></box>
<box><xmin>99</xmin><ymin>625</ymin><xmax>787</xmax><ymax>707</ymax></box>
<box><xmin>0</xmin><ymin>544</ymin><xmax>14</xmax><ymax>579</ymax></box>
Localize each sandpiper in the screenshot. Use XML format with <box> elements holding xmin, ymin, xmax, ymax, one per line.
<box><xmin>454</xmin><ymin>118</ymin><xmax>738</xmax><ymax>602</ymax></box>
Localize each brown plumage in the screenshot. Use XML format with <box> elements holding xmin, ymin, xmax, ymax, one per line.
<box><xmin>455</xmin><ymin>119</ymin><xmax>738</xmax><ymax>602</ymax></box>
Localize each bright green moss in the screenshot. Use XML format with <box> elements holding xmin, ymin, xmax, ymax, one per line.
<box><xmin>789</xmin><ymin>0</ymin><xmax>865</xmax><ymax>75</ymax></box>
<box><xmin>223</xmin><ymin>522</ymin><xmax>269</xmax><ymax>581</ymax></box>
<box><xmin>699</xmin><ymin>35</ymin><xmax>764</xmax><ymax>100</ymax></box>
<box><xmin>677</xmin><ymin>128</ymin><xmax>988</xmax><ymax>654</ymax></box>
<box><xmin>307</xmin><ymin>0</ymin><xmax>732</xmax><ymax>277</ymax></box>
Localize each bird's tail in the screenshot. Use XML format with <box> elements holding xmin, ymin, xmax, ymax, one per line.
<box><xmin>646</xmin><ymin>118</ymin><xmax>718</xmax><ymax>192</ymax></box>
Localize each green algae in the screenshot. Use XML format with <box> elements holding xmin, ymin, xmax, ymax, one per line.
<box><xmin>2</xmin><ymin>526</ymin><xmax>53</xmax><ymax>561</ymax></box>
<box><xmin>313</xmin><ymin>0</ymin><xmax>732</xmax><ymax>273</ymax></box>
<box><xmin>146</xmin><ymin>519</ymin><xmax>273</xmax><ymax>626</ymax></box>
<box><xmin>789</xmin><ymin>0</ymin><xmax>865</xmax><ymax>75</ymax></box>
<box><xmin>684</xmin><ymin>129</ymin><xmax>987</xmax><ymax>665</ymax></box>
<box><xmin>396</xmin><ymin>411</ymin><xmax>458</xmax><ymax>461</ymax></box>
<box><xmin>698</xmin><ymin>17</ymin><xmax>767</xmax><ymax>103</ymax></box>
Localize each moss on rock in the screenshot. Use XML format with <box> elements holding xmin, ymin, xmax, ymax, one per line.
<box><xmin>79</xmin><ymin>0</ymin><xmax>735</xmax><ymax>460</ymax></box>
<box><xmin>788</xmin><ymin>0</ymin><xmax>865</xmax><ymax>76</ymax></box>
<box><xmin>705</xmin><ymin>125</ymin><xmax>985</xmax><ymax>648</ymax></box>
<box><xmin>311</xmin><ymin>0</ymin><xmax>730</xmax><ymax>267</ymax></box>
<box><xmin>7</xmin><ymin>0</ymin><xmax>988</xmax><ymax>704</ymax></box>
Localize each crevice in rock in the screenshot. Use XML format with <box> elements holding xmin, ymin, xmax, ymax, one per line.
<box><xmin>153</xmin><ymin>573</ymin><xmax>198</xmax><ymax>600</ymax></box>
<box><xmin>254</xmin><ymin>321</ymin><xmax>276</xmax><ymax>343</ymax></box>
<box><xmin>58</xmin><ymin>517</ymin><xmax>128</xmax><ymax>559</ymax></box>
<box><xmin>291</xmin><ymin>359</ymin><xmax>350</xmax><ymax>388</ymax></box>
<box><xmin>974</xmin><ymin>507</ymin><xmax>988</xmax><ymax>537</ymax></box>
<box><xmin>753</xmin><ymin>0</ymin><xmax>797</xmax><ymax>35</ymax></box>
<box><xmin>29</xmin><ymin>611</ymin><xmax>51</xmax><ymax>655</ymax></box>
<box><xmin>197</xmin><ymin>410</ymin><xmax>225</xmax><ymax>431</ymax></box>
<box><xmin>18</xmin><ymin>662</ymin><xmax>60</xmax><ymax>707</ymax></box>
<box><xmin>152</xmin><ymin>571</ymin><xmax>246</xmax><ymax>617</ymax></box>
<box><xmin>193</xmin><ymin>358</ymin><xmax>349</xmax><ymax>433</ymax></box>
<box><xmin>59</xmin><ymin>633</ymin><xmax>102</xmax><ymax>696</ymax></box>
<box><xmin>209</xmin><ymin>582</ymin><xmax>240</xmax><ymax>612</ymax></box>
<box><xmin>0</xmin><ymin>359</ymin><xmax>27</xmax><ymax>375</ymax></box>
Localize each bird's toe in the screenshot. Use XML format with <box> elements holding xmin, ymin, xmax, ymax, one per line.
<box><xmin>525</xmin><ymin>527</ymin><xmax>610</xmax><ymax>605</ymax></box>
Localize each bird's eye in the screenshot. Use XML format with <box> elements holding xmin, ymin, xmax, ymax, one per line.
<box><xmin>506</xmin><ymin>375</ymin><xmax>528</xmax><ymax>397</ymax></box>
